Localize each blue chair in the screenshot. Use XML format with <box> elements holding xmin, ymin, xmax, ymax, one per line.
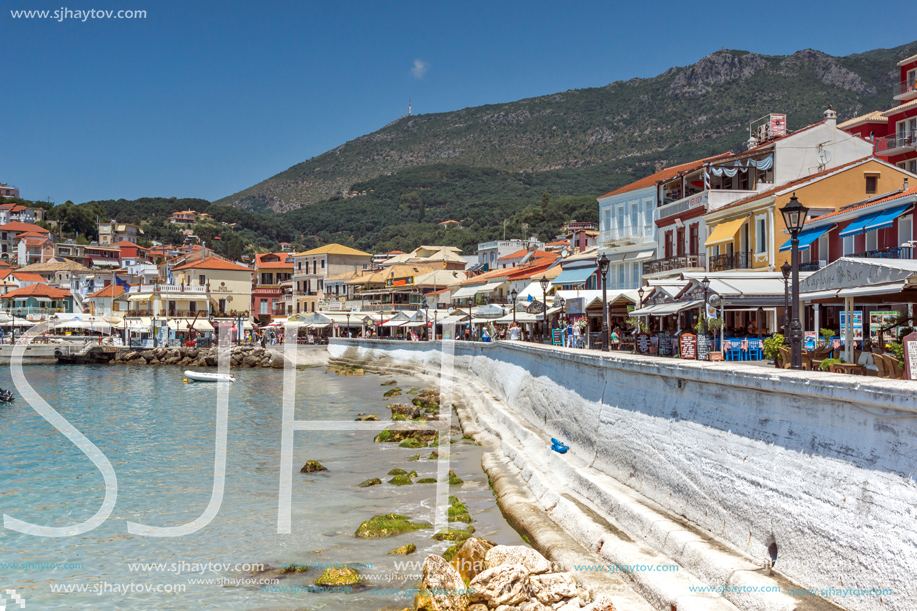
<box><xmin>746</xmin><ymin>338</ymin><xmax>764</xmax><ymax>361</ymax></box>
<box><xmin>725</xmin><ymin>338</ymin><xmax>743</xmax><ymax>361</ymax></box>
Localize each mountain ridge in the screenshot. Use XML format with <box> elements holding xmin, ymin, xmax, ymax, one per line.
<box><xmin>215</xmin><ymin>42</ymin><xmax>917</xmax><ymax>213</ymax></box>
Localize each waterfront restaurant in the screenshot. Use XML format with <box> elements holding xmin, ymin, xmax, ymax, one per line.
<box><xmin>0</xmin><ymin>283</ymin><xmax>75</xmax><ymax>319</ymax></box>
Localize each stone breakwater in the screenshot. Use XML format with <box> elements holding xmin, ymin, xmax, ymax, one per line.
<box><xmin>111</xmin><ymin>345</ymin><xmax>284</xmax><ymax>368</ymax></box>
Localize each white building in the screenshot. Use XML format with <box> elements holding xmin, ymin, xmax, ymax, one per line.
<box><xmin>476</xmin><ymin>238</ymin><xmax>544</xmax><ymax>271</ymax></box>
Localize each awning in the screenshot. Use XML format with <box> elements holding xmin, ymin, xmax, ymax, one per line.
<box><xmin>382</xmin><ymin>320</ymin><xmax>405</xmax><ymax>327</ymax></box>
<box><xmin>90</xmin><ymin>259</ymin><xmax>120</xmax><ymax>269</ymax></box>
<box><xmin>863</xmin><ymin>204</ymin><xmax>912</xmax><ymax>232</ymax></box>
<box><xmin>451</xmin><ymin>286</ymin><xmax>480</xmax><ymax>300</ymax></box>
<box><xmin>624</xmin><ymin>250</ymin><xmax>655</xmax><ymax>261</ymax></box>
<box><xmin>605</xmin><ymin>253</ymin><xmax>626</xmax><ymax>262</ymax></box>
<box><xmin>631</xmin><ymin>299</ymin><xmax>703</xmax><ymax>317</ymax></box>
<box><xmin>438</xmin><ymin>314</ymin><xmax>468</xmax><ymax>325</ymax></box>
<box><xmin>837</xmin><ymin>282</ymin><xmax>906</xmax><ymax>298</ymax></box>
<box><xmin>839</xmin><ymin>212</ymin><xmax>882</xmax><ymax>238</ymax></box>
<box><xmin>127</xmin><ymin>294</ymin><xmax>152</xmax><ymax>302</ymax></box>
<box><xmin>704</xmin><ymin>217</ymin><xmax>748</xmax><ymax>246</ymax></box>
<box><xmin>474</xmin><ymin>281</ymin><xmax>506</xmax><ymax>295</ymax></box>
<box><xmin>551</xmin><ymin>267</ymin><xmax>595</xmax><ymax>286</ymax></box>
<box><xmin>779</xmin><ymin>225</ymin><xmax>831</xmax><ymax>253</ymax></box>
<box><xmin>802</xmin><ymin>289</ymin><xmax>839</xmax><ymax>301</ymax></box>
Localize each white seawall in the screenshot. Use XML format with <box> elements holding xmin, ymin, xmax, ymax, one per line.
<box><xmin>328</xmin><ymin>339</ymin><xmax>916</xmax><ymax>611</ymax></box>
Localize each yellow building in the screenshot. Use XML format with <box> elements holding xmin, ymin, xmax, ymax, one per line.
<box><xmin>171</xmin><ymin>256</ymin><xmax>253</xmax><ymax>317</ymax></box>
<box><xmin>292</xmin><ymin>244</ymin><xmax>373</xmax><ymax>314</ymax></box>
<box><xmin>703</xmin><ymin>158</ymin><xmax>912</xmax><ymax>272</ymax></box>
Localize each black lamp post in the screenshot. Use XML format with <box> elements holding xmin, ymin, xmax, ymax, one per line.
<box><xmin>597</xmin><ymin>254</ymin><xmax>610</xmax><ymax>352</ymax></box>
<box><xmin>556</xmin><ymin>296</ymin><xmax>565</xmax><ymax>325</ymax></box>
<box><xmin>780</xmin><ymin>194</ymin><xmax>809</xmax><ymax>370</ymax></box>
<box><xmin>637</xmin><ymin>286</ymin><xmax>645</xmax><ymax>310</ymax></box>
<box><xmin>346</xmin><ymin>312</ymin><xmax>351</xmax><ymax>338</ymax></box>
<box><xmin>780</xmin><ymin>261</ymin><xmax>791</xmax><ymax>335</ymax></box>
<box><xmin>701</xmin><ymin>276</ymin><xmax>710</xmax><ymax>335</ymax></box>
<box><xmin>539</xmin><ymin>276</ymin><xmax>549</xmax><ymax>343</ymax></box>
<box><xmin>510</xmin><ymin>288</ymin><xmax>518</xmax><ymax>329</ymax></box>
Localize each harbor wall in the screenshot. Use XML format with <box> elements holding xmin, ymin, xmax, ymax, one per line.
<box><xmin>327</xmin><ymin>339</ymin><xmax>917</xmax><ymax>611</ymax></box>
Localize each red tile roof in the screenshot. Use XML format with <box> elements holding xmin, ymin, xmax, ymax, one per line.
<box><xmin>809</xmin><ymin>186</ymin><xmax>917</xmax><ymax>223</ymax></box>
<box><xmin>254</xmin><ymin>253</ymin><xmax>294</xmax><ymax>269</ymax></box>
<box><xmin>1</xmin><ymin>283</ymin><xmax>71</xmax><ymax>299</ymax></box>
<box><xmin>87</xmin><ymin>284</ymin><xmax>128</xmax><ymax>299</ymax></box>
<box><xmin>172</xmin><ymin>256</ymin><xmax>250</xmax><ymax>272</ymax></box>
<box><xmin>598</xmin><ymin>153</ymin><xmax>734</xmax><ymax>198</ymax></box>
<box><xmin>0</xmin><ymin>270</ymin><xmax>45</xmax><ymax>282</ymax></box>
<box><xmin>496</xmin><ymin>249</ymin><xmax>552</xmax><ymax>262</ymax></box>
<box><xmin>0</xmin><ymin>221</ymin><xmax>49</xmax><ymax>233</ymax></box>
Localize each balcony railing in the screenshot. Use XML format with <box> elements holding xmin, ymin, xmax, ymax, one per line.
<box><xmin>894</xmin><ymin>79</ymin><xmax>917</xmax><ymax>101</ymax></box>
<box><xmin>709</xmin><ymin>251</ymin><xmax>750</xmax><ymax>272</ymax></box>
<box><xmin>849</xmin><ymin>247</ymin><xmax>911</xmax><ymax>260</ymax></box>
<box><xmin>642</xmin><ymin>254</ymin><xmax>705</xmax><ymax>276</ymax></box>
<box><xmin>875</xmin><ymin>133</ymin><xmax>915</xmax><ymax>155</ymax></box>
<box><xmin>600</xmin><ymin>225</ymin><xmax>653</xmax><ymax>244</ymax></box>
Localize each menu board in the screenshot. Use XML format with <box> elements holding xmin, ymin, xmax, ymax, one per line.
<box><xmin>636</xmin><ymin>333</ymin><xmax>651</xmax><ymax>355</ymax></box>
<box><xmin>680</xmin><ymin>333</ymin><xmax>697</xmax><ymax>360</ymax></box>
<box><xmin>869</xmin><ymin>310</ymin><xmax>901</xmax><ymax>343</ymax></box>
<box><xmin>904</xmin><ymin>333</ymin><xmax>917</xmax><ymax>381</ymax></box>
<box><xmin>840</xmin><ymin>310</ymin><xmax>863</xmax><ymax>343</ymax></box>
<box><xmin>697</xmin><ymin>335</ymin><xmax>711</xmax><ymax>361</ymax></box>
<box><xmin>658</xmin><ymin>333</ymin><xmax>673</xmax><ymax>357</ymax></box>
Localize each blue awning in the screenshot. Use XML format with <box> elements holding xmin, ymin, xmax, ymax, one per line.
<box><xmin>778</xmin><ymin>225</ymin><xmax>832</xmax><ymax>253</ymax></box>
<box><xmin>551</xmin><ymin>267</ymin><xmax>595</xmax><ymax>286</ymax></box>
<box><xmin>863</xmin><ymin>203</ymin><xmax>912</xmax><ymax>232</ymax></box>
<box><xmin>839</xmin><ymin>212</ymin><xmax>882</xmax><ymax>238</ymax></box>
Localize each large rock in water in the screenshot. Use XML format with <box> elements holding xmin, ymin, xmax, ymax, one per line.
<box><xmin>414</xmin><ymin>554</ymin><xmax>469</xmax><ymax>611</ymax></box>
<box><xmin>354</xmin><ymin>513</ymin><xmax>431</xmax><ymax>538</ymax></box>
<box><xmin>300</xmin><ymin>460</ymin><xmax>327</xmax><ymax>473</ymax></box>
<box><xmin>315</xmin><ymin>566</ymin><xmax>362</xmax><ymax>586</ymax></box>
<box><xmin>485</xmin><ymin>545</ymin><xmax>552</xmax><ymax>574</ymax></box>
<box><xmin>468</xmin><ymin>563</ymin><xmax>531</xmax><ymax>607</ymax></box>
<box><xmin>529</xmin><ymin>572</ymin><xmax>578</xmax><ymax>604</ymax></box>
<box><xmin>450</xmin><ymin>537</ymin><xmax>496</xmax><ymax>583</ymax></box>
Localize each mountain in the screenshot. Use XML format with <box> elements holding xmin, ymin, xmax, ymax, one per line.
<box><xmin>215</xmin><ymin>42</ymin><xmax>917</xmax><ymax>213</ymax></box>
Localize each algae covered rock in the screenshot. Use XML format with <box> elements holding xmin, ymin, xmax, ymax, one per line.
<box><xmin>388</xmin><ymin>468</ymin><xmax>408</xmax><ymax>476</ymax></box>
<box><xmin>389</xmin><ymin>475</ymin><xmax>414</xmax><ymax>486</ymax></box>
<box><xmin>408</xmin><ymin>454</ymin><xmax>421</xmax><ymax>462</ymax></box>
<box><xmin>383</xmin><ymin>388</ymin><xmax>403</xmax><ymax>397</ymax></box>
<box><xmin>408</xmin><ymin>470</ymin><xmax>418</xmax><ymax>478</ymax></box>
<box><xmin>433</xmin><ymin>526</ymin><xmax>474</xmax><ymax>542</ymax></box>
<box><xmin>357</xmin><ymin>478</ymin><xmax>382</xmax><ymax>488</ymax></box>
<box><xmin>315</xmin><ymin>565</ymin><xmax>362</xmax><ymax>586</ymax></box>
<box><xmin>381</xmin><ymin>380</ymin><xmax>398</xmax><ymax>386</ymax></box>
<box><xmin>355</xmin><ymin>414</ymin><xmax>378</xmax><ymax>421</ymax></box>
<box><xmin>416</xmin><ymin>477</ymin><xmax>437</xmax><ymax>484</ymax></box>
<box><xmin>448</xmin><ymin>470</ymin><xmax>464</xmax><ymax>485</ymax></box>
<box><xmin>354</xmin><ymin>513</ymin><xmax>432</xmax><ymax>538</ymax></box>
<box><xmin>399</xmin><ymin>437</ymin><xmax>426</xmax><ymax>449</ymax></box>
<box><xmin>387</xmin><ymin>542</ymin><xmax>417</xmax><ymax>555</ymax></box>
<box><xmin>300</xmin><ymin>460</ymin><xmax>328</xmax><ymax>473</ymax></box>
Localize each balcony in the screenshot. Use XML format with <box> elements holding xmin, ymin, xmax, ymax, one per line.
<box><xmin>600</xmin><ymin>225</ymin><xmax>653</xmax><ymax>246</ymax></box>
<box><xmin>849</xmin><ymin>247</ymin><xmax>912</xmax><ymax>260</ymax></box>
<box><xmin>643</xmin><ymin>254</ymin><xmax>706</xmax><ymax>277</ymax></box>
<box><xmin>893</xmin><ymin>80</ymin><xmax>917</xmax><ymax>102</ymax></box>
<box><xmin>875</xmin><ymin>133</ymin><xmax>915</xmax><ymax>156</ymax></box>
<box><xmin>709</xmin><ymin>251</ymin><xmax>750</xmax><ymax>272</ymax></box>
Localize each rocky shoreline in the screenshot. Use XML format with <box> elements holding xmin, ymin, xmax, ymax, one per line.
<box><xmin>110</xmin><ymin>345</ymin><xmax>285</xmax><ymax>368</ymax></box>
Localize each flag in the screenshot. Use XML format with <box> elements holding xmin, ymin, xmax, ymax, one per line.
<box><xmin>706</xmin><ymin>303</ymin><xmax>718</xmax><ymax>319</ymax></box>
<box><xmin>115</xmin><ymin>275</ymin><xmax>131</xmax><ymax>291</ymax></box>
<box><xmin>166</xmin><ymin>264</ymin><xmax>173</xmax><ymax>285</ymax></box>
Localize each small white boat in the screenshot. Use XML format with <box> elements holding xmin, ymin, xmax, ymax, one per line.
<box><xmin>184</xmin><ymin>370</ymin><xmax>235</xmax><ymax>383</ymax></box>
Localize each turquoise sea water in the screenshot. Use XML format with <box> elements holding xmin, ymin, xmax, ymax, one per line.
<box><xmin>0</xmin><ymin>364</ymin><xmax>523</xmax><ymax>610</ymax></box>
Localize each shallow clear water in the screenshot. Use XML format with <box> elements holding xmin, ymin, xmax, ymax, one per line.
<box><xmin>0</xmin><ymin>364</ymin><xmax>524</xmax><ymax>610</ymax></box>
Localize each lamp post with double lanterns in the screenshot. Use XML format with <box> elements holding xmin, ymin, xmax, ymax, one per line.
<box><xmin>780</xmin><ymin>194</ymin><xmax>809</xmax><ymax>370</ymax></box>
<box><xmin>780</xmin><ymin>261</ymin><xmax>791</xmax><ymax>336</ymax></box>
<box><xmin>701</xmin><ymin>276</ymin><xmax>710</xmax><ymax>336</ymax></box>
<box><xmin>538</xmin><ymin>276</ymin><xmax>549</xmax><ymax>343</ymax></box>
<box><xmin>597</xmin><ymin>254</ymin><xmax>610</xmax><ymax>352</ymax></box>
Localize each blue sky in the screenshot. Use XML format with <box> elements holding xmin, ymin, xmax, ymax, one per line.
<box><xmin>2</xmin><ymin>0</ymin><xmax>915</xmax><ymax>205</ymax></box>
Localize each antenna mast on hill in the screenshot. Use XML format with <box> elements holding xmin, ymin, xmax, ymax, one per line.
<box><xmin>408</xmin><ymin>99</ymin><xmax>412</xmax><ymax>116</ymax></box>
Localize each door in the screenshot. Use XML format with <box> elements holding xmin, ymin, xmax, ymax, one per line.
<box><xmin>689</xmin><ymin>225</ymin><xmax>699</xmax><ymax>256</ymax></box>
<box><xmin>676</xmin><ymin>227</ymin><xmax>685</xmax><ymax>256</ymax></box>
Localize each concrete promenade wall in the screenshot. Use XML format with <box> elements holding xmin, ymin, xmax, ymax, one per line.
<box><xmin>328</xmin><ymin>339</ymin><xmax>917</xmax><ymax>611</ymax></box>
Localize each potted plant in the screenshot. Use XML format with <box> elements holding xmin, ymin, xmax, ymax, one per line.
<box><xmin>820</xmin><ymin>357</ymin><xmax>845</xmax><ymax>372</ymax></box>
<box><xmin>819</xmin><ymin>328</ymin><xmax>836</xmax><ymax>348</ymax></box>
<box><xmin>763</xmin><ymin>334</ymin><xmax>786</xmax><ymax>367</ymax></box>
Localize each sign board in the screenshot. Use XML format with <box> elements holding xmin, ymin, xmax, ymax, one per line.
<box><xmin>804</xmin><ymin>331</ymin><xmax>817</xmax><ymax>350</ymax></box>
<box><xmin>658</xmin><ymin>333</ymin><xmax>673</xmax><ymax>357</ymax></box>
<box><xmin>386</xmin><ymin>276</ymin><xmax>415</xmax><ymax>287</ymax></box>
<box><xmin>904</xmin><ymin>332</ymin><xmax>917</xmax><ymax>381</ymax></box>
<box><xmin>697</xmin><ymin>334</ymin><xmax>711</xmax><ymax>361</ymax></box>
<box><xmin>680</xmin><ymin>333</ymin><xmax>697</xmax><ymax>359</ymax></box>
<box><xmin>869</xmin><ymin>310</ymin><xmax>900</xmax><ymax>344</ymax></box>
<box><xmin>840</xmin><ymin>310</ymin><xmax>863</xmax><ymax>343</ymax></box>
<box><xmin>636</xmin><ymin>332</ymin><xmax>651</xmax><ymax>355</ymax></box>
<box><xmin>567</xmin><ymin>297</ymin><xmax>585</xmax><ymax>315</ymax></box>
<box><xmin>552</xmin><ymin>329</ymin><xmax>563</xmax><ymax>346</ymax></box>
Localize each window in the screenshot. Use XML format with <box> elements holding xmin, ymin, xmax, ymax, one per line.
<box><xmin>219</xmin><ymin>299</ymin><xmax>226</xmax><ymax>312</ymax></box>
<box><xmin>630</xmin><ymin>203</ymin><xmax>640</xmax><ymax>232</ymax></box>
<box><xmin>755</xmin><ymin>216</ymin><xmax>768</xmax><ymax>254</ymax></box>
<box><xmin>260</xmin><ymin>301</ymin><xmax>268</xmax><ymax>315</ymax></box>
<box><xmin>604</xmin><ymin>210</ymin><xmax>611</xmax><ymax>232</ymax></box>
<box><xmin>312</xmin><ymin>260</ymin><xmax>317</xmax><ymax>274</ymax></box>
<box><xmin>321</xmin><ymin>259</ymin><xmax>325</xmax><ymax>269</ymax></box>
<box><xmin>865</xmin><ymin>176</ymin><xmax>877</xmax><ymax>194</ymax></box>
<box><xmin>842</xmin><ymin>235</ymin><xmax>855</xmax><ymax>256</ymax></box>
<box><xmin>632</xmin><ymin>262</ymin><xmax>641</xmax><ymax>287</ymax></box>
<box><xmin>198</xmin><ymin>274</ymin><xmax>206</xmax><ymax>286</ymax></box>
<box><xmin>617</xmin><ymin>264</ymin><xmax>625</xmax><ymax>288</ymax></box>
<box><xmin>644</xmin><ymin>201</ymin><xmax>653</xmax><ymax>236</ymax></box>
<box><xmin>616</xmin><ymin>207</ymin><xmax>624</xmax><ymax>232</ymax></box>
<box><xmin>310</xmin><ymin>301</ymin><xmax>315</xmax><ymax>312</ymax></box>
<box><xmin>817</xmin><ymin>234</ymin><xmax>829</xmax><ymax>262</ymax></box>
<box><xmin>901</xmin><ymin>215</ymin><xmax>914</xmax><ymax>249</ymax></box>
<box><xmin>865</xmin><ymin>229</ymin><xmax>878</xmax><ymax>252</ymax></box>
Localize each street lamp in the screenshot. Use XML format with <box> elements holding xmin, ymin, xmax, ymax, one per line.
<box><xmin>701</xmin><ymin>276</ymin><xmax>710</xmax><ymax>335</ymax></box>
<box><xmin>597</xmin><ymin>254</ymin><xmax>611</xmax><ymax>352</ymax></box>
<box><xmin>556</xmin><ymin>295</ymin><xmax>565</xmax><ymax>325</ymax></box>
<box><xmin>780</xmin><ymin>261</ymin><xmax>791</xmax><ymax>336</ymax></box>
<box><xmin>780</xmin><ymin>194</ymin><xmax>809</xmax><ymax>370</ymax></box>
<box><xmin>346</xmin><ymin>312</ymin><xmax>351</xmax><ymax>338</ymax></box>
<box><xmin>637</xmin><ymin>286</ymin><xmax>645</xmax><ymax>310</ymax></box>
<box><xmin>510</xmin><ymin>288</ymin><xmax>518</xmax><ymax>329</ymax></box>
<box><xmin>539</xmin><ymin>276</ymin><xmax>550</xmax><ymax>343</ymax></box>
